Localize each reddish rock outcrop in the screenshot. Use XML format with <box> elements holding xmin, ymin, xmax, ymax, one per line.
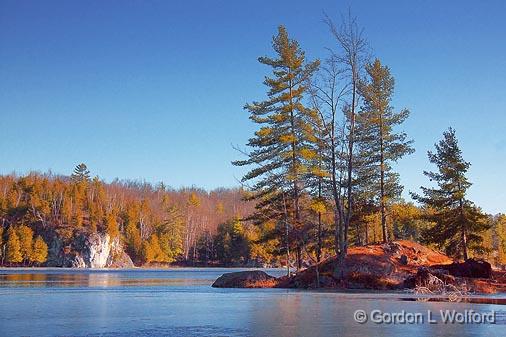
<box><xmin>276</xmin><ymin>241</ymin><xmax>453</xmax><ymax>290</ymax></box>
<box><xmin>212</xmin><ymin>270</ymin><xmax>277</xmax><ymax>288</ymax></box>
<box><xmin>213</xmin><ymin>240</ymin><xmax>506</xmax><ymax>294</ymax></box>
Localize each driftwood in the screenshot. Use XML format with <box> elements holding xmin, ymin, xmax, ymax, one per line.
<box><xmin>408</xmin><ymin>267</ymin><xmax>469</xmax><ymax>302</ymax></box>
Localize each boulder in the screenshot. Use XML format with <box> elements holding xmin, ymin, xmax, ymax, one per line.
<box><xmin>435</xmin><ymin>259</ymin><xmax>492</xmax><ymax>279</ymax></box>
<box><xmin>342</xmin><ymin>256</ymin><xmax>397</xmax><ymax>289</ymax></box>
<box><xmin>212</xmin><ymin>270</ymin><xmax>277</xmax><ymax>288</ymax></box>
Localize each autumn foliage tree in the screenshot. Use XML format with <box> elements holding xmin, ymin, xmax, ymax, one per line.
<box><xmin>233</xmin><ymin>25</ymin><xmax>319</xmax><ymax>273</ymax></box>
<box><xmin>31</xmin><ymin>235</ymin><xmax>48</xmax><ymax>265</ymax></box>
<box><xmin>17</xmin><ymin>224</ymin><xmax>34</xmax><ymax>264</ymax></box>
<box><xmin>6</xmin><ymin>227</ymin><xmax>22</xmax><ymax>264</ymax></box>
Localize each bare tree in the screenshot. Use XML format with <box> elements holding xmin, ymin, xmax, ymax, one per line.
<box><xmin>317</xmin><ymin>10</ymin><xmax>368</xmax><ymax>277</ymax></box>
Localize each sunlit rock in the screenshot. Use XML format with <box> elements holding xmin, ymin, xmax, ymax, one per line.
<box><xmin>46</xmin><ymin>232</ymin><xmax>133</xmax><ymax>268</ymax></box>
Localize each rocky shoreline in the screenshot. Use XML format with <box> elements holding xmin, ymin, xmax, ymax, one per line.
<box><xmin>212</xmin><ymin>241</ymin><xmax>506</xmax><ymax>295</ymax></box>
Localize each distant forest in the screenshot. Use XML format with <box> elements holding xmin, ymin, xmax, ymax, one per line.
<box><xmin>0</xmin><ymin>163</ymin><xmax>504</xmax><ymax>268</ymax></box>
<box><xmin>0</xmin><ymin>166</ymin><xmax>260</xmax><ymax>266</ymax></box>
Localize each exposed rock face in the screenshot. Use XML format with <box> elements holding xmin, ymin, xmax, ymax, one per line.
<box><xmin>47</xmin><ymin>232</ymin><xmax>134</xmax><ymax>268</ymax></box>
<box><xmin>46</xmin><ymin>235</ymin><xmax>65</xmax><ymax>267</ymax></box>
<box><xmin>80</xmin><ymin>233</ymin><xmax>111</xmax><ymax>268</ymax></box>
<box><xmin>212</xmin><ymin>271</ymin><xmax>277</xmax><ymax>288</ymax></box>
<box><xmin>107</xmin><ymin>238</ymin><xmax>135</xmax><ymax>268</ymax></box>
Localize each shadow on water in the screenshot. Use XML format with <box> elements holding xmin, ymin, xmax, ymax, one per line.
<box><xmin>399</xmin><ymin>295</ymin><xmax>506</xmax><ymax>305</ymax></box>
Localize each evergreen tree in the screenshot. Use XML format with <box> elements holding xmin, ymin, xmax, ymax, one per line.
<box><xmin>88</xmin><ymin>177</ymin><xmax>106</xmax><ymax>232</ymax></box>
<box><xmin>71</xmin><ymin>163</ymin><xmax>90</xmax><ymax>183</ymax></box>
<box><xmin>159</xmin><ymin>232</ymin><xmax>180</xmax><ymax>263</ymax></box>
<box><xmin>159</xmin><ymin>205</ymin><xmax>184</xmax><ymax>262</ymax></box>
<box><xmin>17</xmin><ymin>224</ymin><xmax>34</xmax><ymax>264</ymax></box>
<box><xmin>214</xmin><ymin>220</ymin><xmax>251</xmax><ymax>265</ymax></box>
<box><xmin>31</xmin><ymin>235</ymin><xmax>48</xmax><ymax>265</ymax></box>
<box><xmin>124</xmin><ymin>206</ymin><xmax>142</xmax><ymax>262</ymax></box>
<box><xmin>302</xmin><ymin>106</ymin><xmax>330</xmax><ymax>283</ymax></box>
<box><xmin>6</xmin><ymin>226</ymin><xmax>22</xmax><ymax>264</ymax></box>
<box><xmin>141</xmin><ymin>240</ymin><xmax>155</xmax><ymax>263</ymax></box>
<box><xmin>149</xmin><ymin>234</ymin><xmax>167</xmax><ymax>262</ymax></box>
<box><xmin>125</xmin><ymin>219</ymin><xmax>141</xmax><ymax>260</ymax></box>
<box><xmin>492</xmin><ymin>214</ymin><xmax>506</xmax><ymax>264</ymax></box>
<box><xmin>140</xmin><ymin>234</ymin><xmax>167</xmax><ymax>263</ymax></box>
<box><xmin>356</xmin><ymin>59</ymin><xmax>414</xmax><ymax>243</ymax></box>
<box><xmin>412</xmin><ymin>128</ymin><xmax>488</xmax><ymax>259</ymax></box>
<box><xmin>233</xmin><ymin>25</ymin><xmax>319</xmax><ymax>272</ymax></box>
<box><xmin>73</xmin><ymin>207</ymin><xmax>84</xmax><ymax>228</ymax></box>
<box><xmin>106</xmin><ymin>211</ymin><xmax>120</xmax><ymax>239</ymax></box>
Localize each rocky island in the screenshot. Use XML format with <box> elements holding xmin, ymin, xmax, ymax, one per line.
<box><xmin>213</xmin><ymin>241</ymin><xmax>506</xmax><ymax>295</ymax></box>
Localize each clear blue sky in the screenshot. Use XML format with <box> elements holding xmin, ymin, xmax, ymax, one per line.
<box><xmin>1</xmin><ymin>1</ymin><xmax>505</xmax><ymax>214</ymax></box>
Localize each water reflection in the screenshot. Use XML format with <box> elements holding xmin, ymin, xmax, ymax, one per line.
<box><xmin>0</xmin><ymin>272</ymin><xmax>124</xmax><ymax>287</ymax></box>
<box><xmin>245</xmin><ymin>292</ymin><xmax>505</xmax><ymax>337</ymax></box>
<box><xmin>0</xmin><ymin>269</ymin><xmax>236</xmax><ymax>288</ymax></box>
<box><xmin>0</xmin><ymin>269</ymin><xmax>504</xmax><ymax>337</ymax></box>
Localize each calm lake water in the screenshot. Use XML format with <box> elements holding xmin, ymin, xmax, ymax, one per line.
<box><xmin>0</xmin><ymin>268</ymin><xmax>504</xmax><ymax>337</ymax></box>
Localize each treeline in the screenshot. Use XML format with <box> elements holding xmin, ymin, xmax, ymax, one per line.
<box><xmin>0</xmin><ymin>165</ymin><xmax>257</xmax><ymax>266</ymax></box>
<box><xmin>233</xmin><ymin>13</ymin><xmax>505</xmax><ymax>276</ymax></box>
<box><xmin>1</xmin><ymin>165</ymin><xmax>504</xmax><ymax>268</ymax></box>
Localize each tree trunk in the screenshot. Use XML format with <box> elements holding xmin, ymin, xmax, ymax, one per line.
<box><xmin>462</xmin><ymin>228</ymin><xmax>468</xmax><ymax>261</ymax></box>
<box><xmin>342</xmin><ymin>78</ymin><xmax>357</xmax><ymax>259</ymax></box>
<box><xmin>459</xmin><ymin>197</ymin><xmax>469</xmax><ymax>260</ymax></box>
<box><xmin>282</xmin><ymin>193</ymin><xmax>290</xmax><ymax>277</ymax></box>
<box><xmin>296</xmin><ymin>245</ymin><xmax>302</xmax><ymax>271</ymax></box>
<box><xmin>379</xmin><ymin>114</ymin><xmax>388</xmax><ymax>243</ymax></box>
<box><xmin>288</xmin><ymin>70</ymin><xmax>303</xmax><ymax>272</ymax></box>
<box><xmin>316</xmin><ymin>210</ymin><xmax>321</xmax><ymax>287</ymax></box>
<box><xmin>316</xmin><ymin>177</ymin><xmax>322</xmax><ymax>287</ymax></box>
<box><xmin>355</xmin><ymin>221</ymin><xmax>361</xmax><ymax>246</ymax></box>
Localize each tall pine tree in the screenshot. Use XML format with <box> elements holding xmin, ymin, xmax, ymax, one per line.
<box><xmin>356</xmin><ymin>59</ymin><xmax>414</xmax><ymax>243</ymax></box>
<box><xmin>233</xmin><ymin>26</ymin><xmax>319</xmax><ymax>272</ymax></box>
<box><xmin>412</xmin><ymin>128</ymin><xmax>488</xmax><ymax>259</ymax></box>
<box><xmin>71</xmin><ymin>163</ymin><xmax>90</xmax><ymax>183</ymax></box>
